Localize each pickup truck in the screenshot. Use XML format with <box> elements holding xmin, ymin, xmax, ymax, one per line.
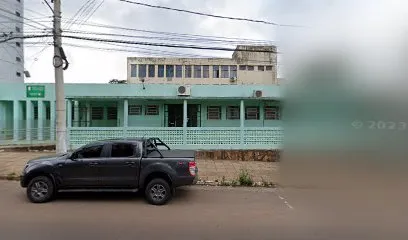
<box><xmin>20</xmin><ymin>138</ymin><xmax>198</xmax><ymax>205</ymax></box>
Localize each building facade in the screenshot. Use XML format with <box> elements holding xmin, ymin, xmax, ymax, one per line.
<box><xmin>127</xmin><ymin>45</ymin><xmax>278</xmax><ymax>85</ymax></box>
<box><xmin>0</xmin><ymin>0</ymin><xmax>24</xmax><ymax>83</ymax></box>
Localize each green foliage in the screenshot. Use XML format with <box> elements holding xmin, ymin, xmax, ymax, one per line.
<box><xmin>238</xmin><ymin>169</ymin><xmax>253</xmax><ymax>186</ymax></box>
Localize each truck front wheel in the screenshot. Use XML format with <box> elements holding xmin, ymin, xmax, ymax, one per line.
<box><xmin>145</xmin><ymin>178</ymin><xmax>172</xmax><ymax>205</ymax></box>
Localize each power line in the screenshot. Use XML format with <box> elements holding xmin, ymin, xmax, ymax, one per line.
<box><xmin>118</xmin><ymin>0</ymin><xmax>303</xmax><ymax>28</ymax></box>
<box><xmin>0</xmin><ymin>7</ymin><xmax>50</xmax><ymax>29</ymax></box>
<box><xmin>78</xmin><ymin>0</ymin><xmax>105</xmax><ymax>27</ymax></box>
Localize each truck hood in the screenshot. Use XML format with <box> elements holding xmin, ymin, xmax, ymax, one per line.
<box><xmin>27</xmin><ymin>152</ymin><xmax>70</xmax><ymax>164</ymax></box>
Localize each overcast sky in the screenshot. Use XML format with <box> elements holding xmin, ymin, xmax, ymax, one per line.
<box><xmin>22</xmin><ymin>0</ymin><xmax>408</xmax><ymax>84</ymax></box>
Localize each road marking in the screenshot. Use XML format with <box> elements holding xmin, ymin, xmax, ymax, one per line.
<box><xmin>274</xmin><ymin>187</ymin><xmax>294</xmax><ymax>210</ymax></box>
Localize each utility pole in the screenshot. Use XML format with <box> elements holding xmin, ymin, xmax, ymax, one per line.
<box><xmin>53</xmin><ymin>0</ymin><xmax>67</xmax><ymax>153</ymax></box>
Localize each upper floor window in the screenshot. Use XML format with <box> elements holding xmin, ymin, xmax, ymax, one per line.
<box><xmin>203</xmin><ymin>65</ymin><xmax>209</xmax><ymax>78</ymax></box>
<box><xmin>194</xmin><ymin>65</ymin><xmax>202</xmax><ymax>78</ymax></box>
<box><xmin>239</xmin><ymin>65</ymin><xmax>246</xmax><ymax>70</ymax></box>
<box><xmin>16</xmin><ymin>57</ymin><xmax>21</xmax><ymax>62</ymax></box>
<box><xmin>16</xmin><ymin>72</ymin><xmax>21</xmax><ymax>77</ymax></box>
<box><xmin>15</xmin><ymin>11</ymin><xmax>21</xmax><ymax>17</ymax></box>
<box><xmin>175</xmin><ymin>65</ymin><xmax>182</xmax><ymax>78</ymax></box>
<box><xmin>207</xmin><ymin>106</ymin><xmax>221</xmax><ymax>120</ymax></box>
<box><xmin>166</xmin><ymin>65</ymin><xmax>174</xmax><ymax>78</ymax></box>
<box><xmin>158</xmin><ymin>65</ymin><xmax>164</xmax><ymax>78</ymax></box>
<box><xmin>15</xmin><ymin>26</ymin><xmax>20</xmax><ymax>33</ymax></box>
<box><xmin>129</xmin><ymin>105</ymin><xmax>142</xmax><ymax>115</ymax></box>
<box><xmin>226</xmin><ymin>106</ymin><xmax>240</xmax><ymax>120</ymax></box>
<box><xmin>213</xmin><ymin>65</ymin><xmax>220</xmax><ymax>78</ymax></box>
<box><xmin>148</xmin><ymin>65</ymin><xmax>155</xmax><ymax>77</ymax></box>
<box><xmin>245</xmin><ymin>107</ymin><xmax>259</xmax><ymax>120</ymax></box>
<box><xmin>130</xmin><ymin>64</ymin><xmax>137</xmax><ymax>77</ymax></box>
<box><xmin>16</xmin><ymin>42</ymin><xmax>21</xmax><ymax>47</ymax></box>
<box><xmin>247</xmin><ymin>66</ymin><xmax>254</xmax><ymax>71</ymax></box>
<box><xmin>138</xmin><ymin>64</ymin><xmax>147</xmax><ymax>78</ymax></box>
<box><xmin>264</xmin><ymin>106</ymin><xmax>280</xmax><ymax>120</ymax></box>
<box><xmin>230</xmin><ymin>65</ymin><xmax>237</xmax><ymax>78</ymax></box>
<box><xmin>221</xmin><ymin>65</ymin><xmax>229</xmax><ymax>78</ymax></box>
<box><xmin>146</xmin><ymin>105</ymin><xmax>159</xmax><ymax>115</ymax></box>
<box><xmin>258</xmin><ymin>66</ymin><xmax>265</xmax><ymax>71</ymax></box>
<box><xmin>185</xmin><ymin>65</ymin><xmax>192</xmax><ymax>78</ymax></box>
<box><xmin>266</xmin><ymin>66</ymin><xmax>273</xmax><ymax>71</ymax></box>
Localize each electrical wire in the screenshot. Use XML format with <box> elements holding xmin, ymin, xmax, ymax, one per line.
<box><xmin>118</xmin><ymin>0</ymin><xmax>303</xmax><ymax>28</ymax></box>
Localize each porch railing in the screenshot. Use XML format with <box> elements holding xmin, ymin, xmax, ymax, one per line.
<box><xmin>68</xmin><ymin>127</ymin><xmax>283</xmax><ymax>150</ymax></box>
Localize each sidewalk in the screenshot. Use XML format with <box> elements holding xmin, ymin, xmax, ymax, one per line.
<box><xmin>0</xmin><ymin>151</ymin><xmax>279</xmax><ymax>185</ymax></box>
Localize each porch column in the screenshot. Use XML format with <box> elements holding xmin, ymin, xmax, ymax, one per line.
<box><xmin>86</xmin><ymin>102</ymin><xmax>91</xmax><ymax>127</ymax></box>
<box><xmin>50</xmin><ymin>100</ymin><xmax>55</xmax><ymax>141</ymax></box>
<box><xmin>259</xmin><ymin>101</ymin><xmax>265</xmax><ymax>126</ymax></box>
<box><xmin>240</xmin><ymin>100</ymin><xmax>245</xmax><ymax>145</ymax></box>
<box><xmin>183</xmin><ymin>99</ymin><xmax>187</xmax><ymax>144</ymax></box>
<box><xmin>38</xmin><ymin>100</ymin><xmax>44</xmax><ymax>141</ymax></box>
<box><xmin>67</xmin><ymin>100</ymin><xmax>72</xmax><ymax>128</ymax></box>
<box><xmin>73</xmin><ymin>101</ymin><xmax>79</xmax><ymax>127</ymax></box>
<box><xmin>26</xmin><ymin>100</ymin><xmax>32</xmax><ymax>141</ymax></box>
<box><xmin>13</xmin><ymin>100</ymin><xmax>19</xmax><ymax>141</ymax></box>
<box><xmin>123</xmin><ymin>99</ymin><xmax>128</xmax><ymax>127</ymax></box>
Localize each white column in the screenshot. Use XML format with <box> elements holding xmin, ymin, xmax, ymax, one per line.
<box><xmin>240</xmin><ymin>100</ymin><xmax>245</xmax><ymax>145</ymax></box>
<box><xmin>13</xmin><ymin>100</ymin><xmax>19</xmax><ymax>141</ymax></box>
<box><xmin>50</xmin><ymin>100</ymin><xmax>55</xmax><ymax>141</ymax></box>
<box><xmin>67</xmin><ymin>100</ymin><xmax>72</xmax><ymax>128</ymax></box>
<box><xmin>73</xmin><ymin>100</ymin><xmax>79</xmax><ymax>127</ymax></box>
<box><xmin>123</xmin><ymin>99</ymin><xmax>128</xmax><ymax>127</ymax></box>
<box><xmin>38</xmin><ymin>100</ymin><xmax>44</xmax><ymax>141</ymax></box>
<box><xmin>86</xmin><ymin>102</ymin><xmax>91</xmax><ymax>127</ymax></box>
<box><xmin>26</xmin><ymin>100</ymin><xmax>32</xmax><ymax>141</ymax></box>
<box><xmin>183</xmin><ymin>99</ymin><xmax>187</xmax><ymax>144</ymax></box>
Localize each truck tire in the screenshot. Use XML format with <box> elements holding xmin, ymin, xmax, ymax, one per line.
<box><xmin>27</xmin><ymin>176</ymin><xmax>55</xmax><ymax>203</ymax></box>
<box><xmin>145</xmin><ymin>178</ymin><xmax>172</xmax><ymax>205</ymax></box>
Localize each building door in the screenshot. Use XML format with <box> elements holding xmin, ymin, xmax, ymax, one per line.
<box><xmin>165</xmin><ymin>104</ymin><xmax>201</xmax><ymax>127</ymax></box>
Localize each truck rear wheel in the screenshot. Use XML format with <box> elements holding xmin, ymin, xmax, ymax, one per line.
<box><xmin>145</xmin><ymin>178</ymin><xmax>172</xmax><ymax>205</ymax></box>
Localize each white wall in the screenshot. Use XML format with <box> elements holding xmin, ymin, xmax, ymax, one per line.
<box><xmin>0</xmin><ymin>0</ymin><xmax>24</xmax><ymax>83</ymax></box>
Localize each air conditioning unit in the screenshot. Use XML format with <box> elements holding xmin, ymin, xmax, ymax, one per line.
<box><xmin>230</xmin><ymin>77</ymin><xmax>237</xmax><ymax>83</ymax></box>
<box><xmin>253</xmin><ymin>90</ymin><xmax>263</xmax><ymax>98</ymax></box>
<box><xmin>178</xmin><ymin>85</ymin><xmax>191</xmax><ymax>96</ymax></box>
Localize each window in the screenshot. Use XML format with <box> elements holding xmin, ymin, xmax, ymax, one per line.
<box><xmin>203</xmin><ymin>65</ymin><xmax>209</xmax><ymax>78</ymax></box>
<box><xmin>194</xmin><ymin>65</ymin><xmax>202</xmax><ymax>78</ymax></box>
<box><xmin>265</xmin><ymin>106</ymin><xmax>280</xmax><ymax>120</ymax></box>
<box><xmin>77</xmin><ymin>145</ymin><xmax>103</xmax><ymax>159</ymax></box>
<box><xmin>16</xmin><ymin>42</ymin><xmax>21</xmax><ymax>47</ymax></box>
<box><xmin>16</xmin><ymin>72</ymin><xmax>21</xmax><ymax>77</ymax></box>
<box><xmin>226</xmin><ymin>106</ymin><xmax>240</xmax><ymax>120</ymax></box>
<box><xmin>107</xmin><ymin>107</ymin><xmax>117</xmax><ymax>120</ymax></box>
<box><xmin>15</xmin><ymin>26</ymin><xmax>20</xmax><ymax>33</ymax></box>
<box><xmin>266</xmin><ymin>66</ymin><xmax>273</xmax><ymax>71</ymax></box>
<box><xmin>46</xmin><ymin>106</ymin><xmax>50</xmax><ymax>120</ymax></box>
<box><xmin>230</xmin><ymin>65</ymin><xmax>237</xmax><ymax>78</ymax></box>
<box><xmin>148</xmin><ymin>65</ymin><xmax>155</xmax><ymax>77</ymax></box>
<box><xmin>245</xmin><ymin>107</ymin><xmax>259</xmax><ymax>120</ymax></box>
<box><xmin>247</xmin><ymin>66</ymin><xmax>254</xmax><ymax>71</ymax></box>
<box><xmin>166</xmin><ymin>65</ymin><xmax>174</xmax><ymax>78</ymax></box>
<box><xmin>15</xmin><ymin>11</ymin><xmax>21</xmax><ymax>17</ymax></box>
<box><xmin>17</xmin><ymin>0</ymin><xmax>21</xmax><ymax>2</ymax></box>
<box><xmin>185</xmin><ymin>65</ymin><xmax>192</xmax><ymax>78</ymax></box>
<box><xmin>33</xmin><ymin>106</ymin><xmax>38</xmax><ymax>120</ymax></box>
<box><xmin>138</xmin><ymin>64</ymin><xmax>147</xmax><ymax>78</ymax></box>
<box><xmin>91</xmin><ymin>107</ymin><xmax>103</xmax><ymax>120</ymax></box>
<box><xmin>175</xmin><ymin>65</ymin><xmax>182</xmax><ymax>78</ymax></box>
<box><xmin>111</xmin><ymin>143</ymin><xmax>135</xmax><ymax>158</ymax></box>
<box><xmin>213</xmin><ymin>66</ymin><xmax>220</xmax><ymax>78</ymax></box>
<box><xmin>258</xmin><ymin>66</ymin><xmax>265</xmax><ymax>71</ymax></box>
<box><xmin>158</xmin><ymin>65</ymin><xmax>164</xmax><ymax>77</ymax></box>
<box><xmin>146</xmin><ymin>105</ymin><xmax>159</xmax><ymax>115</ymax></box>
<box><xmin>130</xmin><ymin>64</ymin><xmax>137</xmax><ymax>77</ymax></box>
<box><xmin>128</xmin><ymin>105</ymin><xmax>142</xmax><ymax>115</ymax></box>
<box><xmin>207</xmin><ymin>106</ymin><xmax>221</xmax><ymax>120</ymax></box>
<box><xmin>239</xmin><ymin>65</ymin><xmax>246</xmax><ymax>70</ymax></box>
<box><xmin>221</xmin><ymin>65</ymin><xmax>229</xmax><ymax>78</ymax></box>
<box><xmin>16</xmin><ymin>57</ymin><xmax>21</xmax><ymax>62</ymax></box>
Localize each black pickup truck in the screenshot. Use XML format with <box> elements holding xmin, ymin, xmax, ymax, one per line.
<box><xmin>20</xmin><ymin>138</ymin><xmax>198</xmax><ymax>205</ymax></box>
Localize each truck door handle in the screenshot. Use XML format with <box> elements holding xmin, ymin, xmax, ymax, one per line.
<box><xmin>125</xmin><ymin>161</ymin><xmax>135</xmax><ymax>165</ymax></box>
<box><xmin>89</xmin><ymin>162</ymin><xmax>99</xmax><ymax>166</ymax></box>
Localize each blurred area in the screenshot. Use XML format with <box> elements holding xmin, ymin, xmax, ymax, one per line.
<box><xmin>279</xmin><ymin>0</ymin><xmax>408</xmax><ymax>238</ymax></box>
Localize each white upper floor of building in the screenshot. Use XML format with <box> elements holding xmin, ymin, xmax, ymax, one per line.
<box><xmin>0</xmin><ymin>0</ymin><xmax>24</xmax><ymax>83</ymax></box>
<box><xmin>127</xmin><ymin>45</ymin><xmax>278</xmax><ymax>85</ymax></box>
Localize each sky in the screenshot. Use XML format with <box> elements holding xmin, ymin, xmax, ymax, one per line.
<box><xmin>21</xmin><ymin>0</ymin><xmax>408</xmax><ymax>84</ymax></box>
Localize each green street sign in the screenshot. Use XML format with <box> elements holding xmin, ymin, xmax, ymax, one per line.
<box><xmin>26</xmin><ymin>85</ymin><xmax>45</xmax><ymax>98</ymax></box>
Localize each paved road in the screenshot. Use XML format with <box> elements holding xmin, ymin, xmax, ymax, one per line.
<box><xmin>0</xmin><ymin>181</ymin><xmax>406</xmax><ymax>240</ymax></box>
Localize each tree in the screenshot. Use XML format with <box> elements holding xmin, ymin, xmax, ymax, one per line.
<box><xmin>109</xmin><ymin>79</ymin><xmax>127</xmax><ymax>84</ymax></box>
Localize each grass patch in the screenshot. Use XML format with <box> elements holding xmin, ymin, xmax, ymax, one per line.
<box><xmin>238</xmin><ymin>169</ymin><xmax>253</xmax><ymax>186</ymax></box>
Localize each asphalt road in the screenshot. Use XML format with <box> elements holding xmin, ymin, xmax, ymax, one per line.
<box><xmin>0</xmin><ymin>181</ymin><xmax>406</xmax><ymax>240</ymax></box>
